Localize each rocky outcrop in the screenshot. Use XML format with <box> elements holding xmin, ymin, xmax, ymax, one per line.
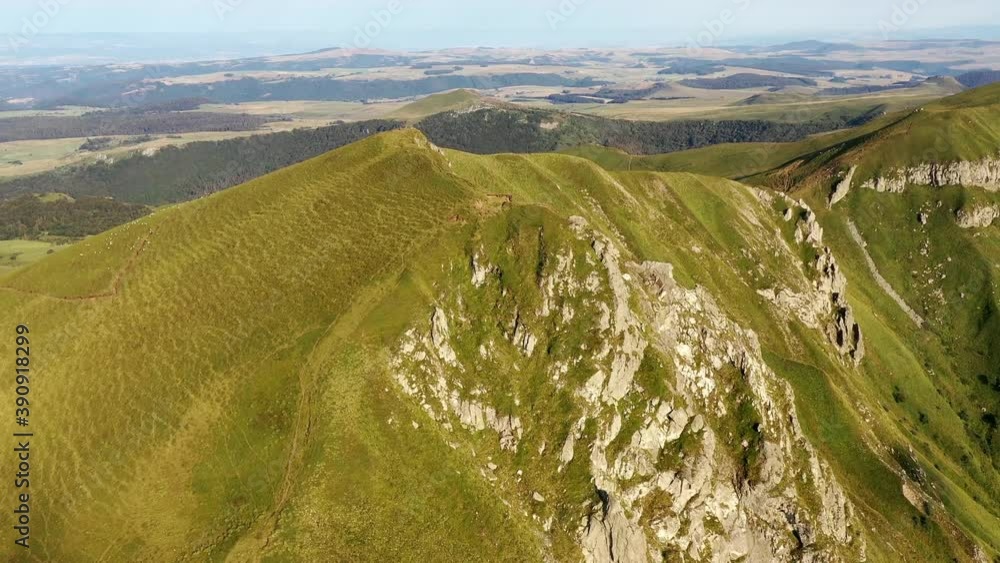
<box><xmin>431</xmin><ymin>307</ymin><xmax>459</xmax><ymax>366</ymax></box>
<box><xmin>391</xmin><ymin>213</ymin><xmax>865</xmax><ymax>563</ymax></box>
<box><xmin>794</xmin><ymin>208</ymin><xmax>824</xmax><ymax>246</ymax></box>
<box><xmin>828</xmin><ymin>165</ymin><xmax>857</xmax><ymax>207</ymax></box>
<box><xmin>394</xmin><ymin>325</ymin><xmax>524</xmax><ymax>452</ymax></box>
<box><xmin>632</xmin><ymin>261</ymin><xmax>862</xmax><ymax>561</ymax></box>
<box><xmin>817</xmin><ymin>247</ymin><xmax>866</xmax><ymax>363</ymax></box>
<box><xmin>581</xmin><ymin>491</ymin><xmax>649</xmax><ymax>563</ymax></box>
<box><xmin>759</xmin><ymin>194</ymin><xmax>865</xmax><ymax>365</ymax></box>
<box><xmin>861</xmin><ymin>154</ymin><xmax>1000</xmax><ymax>192</ymax></box>
<box><xmin>471</xmin><ymin>253</ymin><xmax>493</xmax><ymax>287</ymax></box>
<box><xmin>590</xmin><ymin>234</ymin><xmax>646</xmax><ymax>404</ymax></box>
<box><xmin>956</xmin><ymin>204</ymin><xmax>999</xmax><ymax>228</ymax></box>
<box><xmin>511</xmin><ymin>311</ymin><xmax>539</xmax><ymax>356</ymax></box>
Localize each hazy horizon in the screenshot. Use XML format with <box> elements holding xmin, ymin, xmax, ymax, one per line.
<box><xmin>3</xmin><ymin>0</ymin><xmax>1000</xmax><ymax>53</ymax></box>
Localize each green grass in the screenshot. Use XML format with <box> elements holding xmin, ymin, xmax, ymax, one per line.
<box><xmin>560</xmin><ymin>142</ymin><xmax>806</xmax><ymax>179</ymax></box>
<box><xmin>791</xmin><ymin>174</ymin><xmax>1000</xmax><ymax>559</ymax></box>
<box><xmin>390</xmin><ymin>89</ymin><xmax>483</xmax><ymax>121</ymax></box>
<box><xmin>0</xmin><ymin>239</ymin><xmax>63</xmax><ymax>272</ymax></box>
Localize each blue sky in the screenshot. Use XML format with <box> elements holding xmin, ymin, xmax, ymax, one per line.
<box><xmin>3</xmin><ymin>0</ymin><xmax>998</xmax><ymax>48</ymax></box>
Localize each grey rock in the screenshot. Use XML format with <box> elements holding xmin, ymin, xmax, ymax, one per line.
<box><xmin>581</xmin><ymin>490</ymin><xmax>649</xmax><ymax>563</ymax></box>
<box><xmin>956</xmin><ymin>205</ymin><xmax>999</xmax><ymax>228</ymax></box>
<box><xmin>862</xmin><ymin>154</ymin><xmax>1000</xmax><ymax>192</ymax></box>
<box><xmin>829</xmin><ymin>165</ymin><xmax>857</xmax><ymax>207</ymax></box>
<box><xmin>431</xmin><ymin>308</ymin><xmax>459</xmax><ymax>366</ymax></box>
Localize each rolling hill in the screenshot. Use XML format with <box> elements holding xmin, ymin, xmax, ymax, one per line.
<box><xmin>0</xmin><ymin>94</ymin><xmax>871</xmax><ymax>212</ymax></box>
<box><xmin>1</xmin><ymin>127</ymin><xmax>997</xmax><ymax>561</ymax></box>
<box><xmin>565</xmin><ymin>83</ymin><xmax>1000</xmax><ymax>185</ymax></box>
<box><xmin>389</xmin><ymin>88</ymin><xmax>486</xmax><ymax>121</ymax></box>
<box><xmin>755</xmin><ymin>82</ymin><xmax>1000</xmax><ymax>194</ymax></box>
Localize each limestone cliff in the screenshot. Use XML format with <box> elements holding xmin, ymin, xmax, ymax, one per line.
<box><xmin>860</xmin><ymin>154</ymin><xmax>1000</xmax><ymax>192</ymax></box>
<box><xmin>390</xmin><ymin>209</ymin><xmax>867</xmax><ymax>562</ymax></box>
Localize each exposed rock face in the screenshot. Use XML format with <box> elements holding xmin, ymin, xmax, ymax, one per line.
<box><xmin>817</xmin><ymin>247</ymin><xmax>865</xmax><ymax>364</ymax></box>
<box><xmin>390</xmin><ymin>213</ymin><xmax>865</xmax><ymax>562</ymax></box>
<box><xmin>794</xmin><ymin>208</ymin><xmax>824</xmax><ymax>246</ymax></box>
<box><xmin>431</xmin><ymin>307</ymin><xmax>459</xmax><ymax>366</ymax></box>
<box><xmin>760</xmin><ymin>194</ymin><xmax>865</xmax><ymax>365</ymax></box>
<box><xmin>590</xmin><ymin>234</ymin><xmax>646</xmax><ymax>404</ymax></box>
<box><xmin>956</xmin><ymin>204</ymin><xmax>1000</xmax><ymax>228</ymax></box>
<box><xmin>828</xmin><ymin>165</ymin><xmax>857</xmax><ymax>207</ymax></box>
<box><xmin>471</xmin><ymin>253</ymin><xmax>493</xmax><ymax>287</ymax></box>
<box><xmin>394</xmin><ymin>327</ymin><xmax>524</xmax><ymax>452</ymax></box>
<box><xmin>861</xmin><ymin>154</ymin><xmax>1000</xmax><ymax>192</ymax></box>
<box><xmin>511</xmin><ymin>311</ymin><xmax>539</xmax><ymax>356</ymax></box>
<box><xmin>632</xmin><ymin>261</ymin><xmax>861</xmax><ymax>561</ymax></box>
<box><xmin>581</xmin><ymin>491</ymin><xmax>649</xmax><ymax>563</ymax></box>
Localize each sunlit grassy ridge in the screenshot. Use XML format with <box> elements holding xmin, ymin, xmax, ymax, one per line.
<box><xmin>0</xmin><ymin>127</ymin><xmax>996</xmax><ymax>561</ymax></box>
<box><xmin>390</xmin><ymin>89</ymin><xmax>485</xmax><ymax>121</ymax></box>
<box><xmin>755</xmin><ymin>83</ymin><xmax>1000</xmax><ymax>190</ymax></box>
<box><xmin>564</xmin><ymin>83</ymin><xmax>1000</xmax><ymax>187</ymax></box>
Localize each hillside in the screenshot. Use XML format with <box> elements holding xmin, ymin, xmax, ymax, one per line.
<box><xmin>0</xmin><ymin>101</ymin><xmax>870</xmax><ymax>212</ymax></box>
<box><xmin>0</xmin><ymin>193</ymin><xmax>148</xmax><ymax>239</ymax></box>
<box><xmin>0</xmin><ymin>109</ymin><xmax>279</xmax><ymax>143</ymax></box>
<box><xmin>1</xmin><ymin>128</ymin><xmax>997</xmax><ymax>561</ymax></box>
<box><xmin>559</xmin><ymin>140</ymin><xmax>829</xmax><ymax>180</ymax></box>
<box><xmin>557</xmin><ymin>113</ymin><xmax>895</xmax><ymax>180</ymax></box>
<box><xmin>757</xmin><ymin>82</ymin><xmax>1000</xmax><ymax>193</ymax></box>
<box><xmin>679</xmin><ymin>73</ymin><xmax>818</xmax><ymax>90</ymax></box>
<box><xmin>416</xmin><ymin>103</ymin><xmax>869</xmax><ymax>155</ymax></box>
<box><xmin>565</xmin><ymin>83</ymin><xmax>998</xmax><ymax>184</ymax></box>
<box><xmin>957</xmin><ymin>70</ymin><xmax>1000</xmax><ymax>89</ymax></box>
<box><xmin>390</xmin><ymin>89</ymin><xmax>486</xmax><ymax>121</ymax></box>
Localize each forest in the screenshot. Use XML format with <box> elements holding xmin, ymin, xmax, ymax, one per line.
<box><xmin>0</xmin><ymin>110</ymin><xmax>277</xmax><ymax>142</ymax></box>
<box><xmin>417</xmin><ymin>106</ymin><xmax>872</xmax><ymax>155</ymax></box>
<box><xmin>0</xmin><ymin>120</ymin><xmax>405</xmax><ymax>206</ymax></box>
<box><xmin>0</xmin><ymin>195</ymin><xmax>149</xmax><ymax>240</ymax></box>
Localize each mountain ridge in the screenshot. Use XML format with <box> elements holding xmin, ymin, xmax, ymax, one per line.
<box><xmin>2</xmin><ymin>127</ymin><xmax>997</xmax><ymax>561</ymax></box>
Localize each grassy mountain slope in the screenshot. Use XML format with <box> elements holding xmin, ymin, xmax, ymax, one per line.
<box><xmin>0</xmin><ymin>131</ymin><xmax>543</xmax><ymax>561</ymax></box>
<box><xmin>746</xmin><ymin>83</ymin><xmax>1000</xmax><ymax>560</ymax></box>
<box><xmin>559</xmin><ymin>140</ymin><xmax>821</xmax><ymax>179</ymax></box>
<box><xmin>1</xmin><ymin>129</ymin><xmax>997</xmax><ymax>561</ymax></box>
<box><xmin>756</xmin><ymin>82</ymin><xmax>1000</xmax><ymax>191</ymax></box>
<box><xmin>0</xmin><ymin>95</ymin><xmax>886</xmax><ymax>252</ymax></box>
<box><xmin>564</xmin><ymin>83</ymin><xmax>1000</xmax><ymax>185</ymax></box>
<box><xmin>786</xmin><ymin>182</ymin><xmax>1000</xmax><ymax>563</ymax></box>
<box><xmin>0</xmin><ymin>98</ymin><xmax>862</xmax><ymax>211</ymax></box>
<box><xmin>390</xmin><ymin>88</ymin><xmax>485</xmax><ymax>121</ymax></box>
